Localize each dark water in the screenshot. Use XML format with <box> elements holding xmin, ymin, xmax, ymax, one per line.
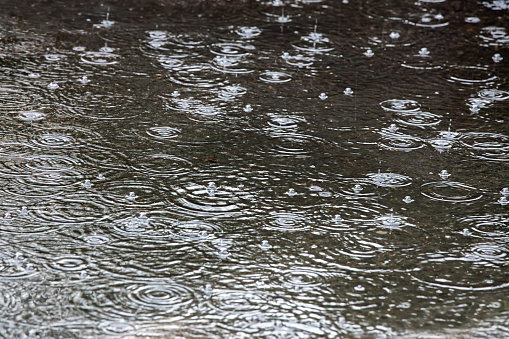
<box><xmin>0</xmin><ymin>0</ymin><xmax>508</xmax><ymax>337</ymax></box>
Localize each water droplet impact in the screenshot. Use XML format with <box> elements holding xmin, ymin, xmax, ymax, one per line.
<box><xmin>439</xmin><ymin>170</ymin><xmax>451</xmax><ymax>180</ymax></box>
<box><xmin>286</xmin><ymin>188</ymin><xmax>297</xmax><ymax>196</ymax></box>
<box><xmin>354</xmin><ymin>285</ymin><xmax>365</xmax><ymax>291</ymax></box>
<box><xmin>367</xmin><ymin>171</ymin><xmax>412</xmax><ymax>187</ymax></box>
<box><xmin>235</xmin><ymin>26</ymin><xmax>262</xmax><ymax>38</ymax></box>
<box><xmin>259</xmin><ymin>71</ymin><xmax>292</xmax><ymax>83</ymax></box>
<box><xmin>243</xmin><ymin>104</ymin><xmax>253</xmax><ymax>113</ymax></box>
<box><xmin>377</xmin><ymin>213</ymin><xmax>406</xmax><ymax>228</ymax></box>
<box><xmin>492</xmin><ymin>53</ymin><xmax>503</xmax><ymax>63</ymax></box>
<box><xmin>421</xmin><ymin>181</ymin><xmax>482</xmax><ymax>203</ymax></box>
<box><xmin>126</xmin><ymin>192</ymin><xmax>137</xmax><ymax>201</ymax></box>
<box><xmin>319</xmin><ymin>93</ymin><xmax>328</xmax><ymax>100</ymax></box>
<box><xmin>259</xmin><ymin>240</ymin><xmax>272</xmax><ymax>250</ymax></box>
<box><xmin>19</xmin><ymin>206</ymin><xmax>28</xmax><ymax>216</ymax></box>
<box><xmin>498</xmin><ymin>197</ymin><xmax>508</xmax><ymax>205</ymax></box>
<box><xmin>403</xmin><ymin>196</ymin><xmax>414</xmax><ymax>203</ymax></box>
<box><xmin>418</xmin><ymin>47</ymin><xmax>430</xmax><ymax>57</ymax></box>
<box><xmin>78</xmin><ymin>75</ymin><xmax>90</xmax><ymax>84</ymax></box>
<box><xmin>81</xmin><ymin>179</ymin><xmax>92</xmax><ymax>189</ymax></box>
<box><xmin>363</xmin><ymin>49</ymin><xmax>374</xmax><ymax>57</ymax></box>
<box><xmin>478</xmin><ymin>89</ymin><xmax>509</xmax><ymax>101</ymax></box>
<box><xmin>387</xmin><ymin>124</ymin><xmax>399</xmax><ymax>133</ymax></box>
<box><xmin>47</xmin><ymin>82</ymin><xmax>59</xmax><ymax>90</ymax></box>
<box><xmin>390</xmin><ymin>32</ymin><xmax>400</xmax><ymax>39</ymax></box>
<box><xmin>344</xmin><ymin>88</ymin><xmax>353</xmax><ymax>95</ymax></box>
<box><xmin>380</xmin><ymin>99</ymin><xmax>421</xmax><ymax>112</ymax></box>
<box><xmin>206</xmin><ymin>182</ymin><xmax>217</xmax><ymax>196</ymax></box>
<box><xmin>333</xmin><ymin>215</ymin><xmax>344</xmax><ymax>223</ymax></box>
<box><xmin>465</xmin><ymin>16</ymin><xmax>481</xmax><ymax>23</ymax></box>
<box><xmin>353</xmin><ymin>184</ymin><xmax>363</xmax><ymax>194</ymax></box>
<box><xmin>501</xmin><ymin>188</ymin><xmax>509</xmax><ymax>196</ymax></box>
<box><xmin>17</xmin><ymin>111</ymin><xmax>46</xmax><ymax>122</ymax></box>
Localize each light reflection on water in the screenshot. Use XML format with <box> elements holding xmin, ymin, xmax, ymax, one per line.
<box><xmin>0</xmin><ymin>0</ymin><xmax>508</xmax><ymax>338</ymax></box>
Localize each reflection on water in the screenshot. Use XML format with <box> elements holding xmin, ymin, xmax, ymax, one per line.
<box><xmin>0</xmin><ymin>0</ymin><xmax>508</xmax><ymax>337</ymax></box>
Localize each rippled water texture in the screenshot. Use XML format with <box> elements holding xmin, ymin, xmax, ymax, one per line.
<box><xmin>0</xmin><ymin>0</ymin><xmax>508</xmax><ymax>338</ymax></box>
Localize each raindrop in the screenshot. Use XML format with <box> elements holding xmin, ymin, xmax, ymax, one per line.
<box><xmin>19</xmin><ymin>206</ymin><xmax>28</xmax><ymax>216</ymax></box>
<box><xmin>363</xmin><ymin>49</ymin><xmax>374</xmax><ymax>57</ymax></box>
<box><xmin>498</xmin><ymin>197</ymin><xmax>508</xmax><ymax>205</ymax></box>
<box><xmin>243</xmin><ymin>104</ymin><xmax>253</xmax><ymax>112</ymax></box>
<box><xmin>344</xmin><ymin>88</ymin><xmax>353</xmax><ymax>95</ymax></box>
<box><xmin>354</xmin><ymin>285</ymin><xmax>365</xmax><ymax>291</ymax></box>
<box><xmin>17</xmin><ymin>111</ymin><xmax>46</xmax><ymax>122</ymax></box>
<box><xmin>387</xmin><ymin>124</ymin><xmax>399</xmax><ymax>133</ymax></box>
<box><xmin>390</xmin><ymin>32</ymin><xmax>400</xmax><ymax>39</ymax></box>
<box><xmin>319</xmin><ymin>93</ymin><xmax>328</xmax><ymax>100</ymax></box>
<box><xmin>353</xmin><ymin>184</ymin><xmax>363</xmax><ymax>194</ymax></box>
<box><xmin>235</xmin><ymin>26</ymin><xmax>262</xmax><ymax>38</ymax></box>
<box><xmin>259</xmin><ymin>71</ymin><xmax>292</xmax><ymax>83</ymax></box>
<box><xmin>465</xmin><ymin>17</ymin><xmax>481</xmax><ymax>23</ymax></box>
<box><xmin>501</xmin><ymin>188</ymin><xmax>509</xmax><ymax>196</ymax></box>
<box><xmin>377</xmin><ymin>212</ymin><xmax>405</xmax><ymax>228</ymax></box>
<box><xmin>78</xmin><ymin>76</ymin><xmax>90</xmax><ymax>84</ymax></box>
<box><xmin>492</xmin><ymin>53</ymin><xmax>503</xmax><ymax>63</ymax></box>
<box><xmin>439</xmin><ymin>170</ymin><xmax>451</xmax><ymax>180</ymax></box>
<box><xmin>126</xmin><ymin>192</ymin><xmax>137</xmax><ymax>201</ymax></box>
<box><xmin>403</xmin><ymin>196</ymin><xmax>414</xmax><ymax>203</ymax></box>
<box><xmin>286</xmin><ymin>188</ymin><xmax>297</xmax><ymax>196</ymax></box>
<box><xmin>207</xmin><ymin>182</ymin><xmax>217</xmax><ymax>196</ymax></box>
<box><xmin>81</xmin><ymin>179</ymin><xmax>92</xmax><ymax>189</ymax></box>
<box><xmin>380</xmin><ymin>99</ymin><xmax>420</xmax><ymax>112</ymax></box>
<box><xmin>333</xmin><ymin>214</ymin><xmax>344</xmax><ymax>223</ymax></box>
<box><xmin>418</xmin><ymin>47</ymin><xmax>430</xmax><ymax>57</ymax></box>
<box><xmin>259</xmin><ymin>240</ymin><xmax>272</xmax><ymax>250</ymax></box>
<box><xmin>47</xmin><ymin>82</ymin><xmax>59</xmax><ymax>90</ymax></box>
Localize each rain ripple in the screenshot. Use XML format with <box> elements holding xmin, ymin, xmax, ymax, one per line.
<box><xmin>421</xmin><ymin>181</ymin><xmax>483</xmax><ymax>203</ymax></box>
<box><xmin>460</xmin><ymin>132</ymin><xmax>509</xmax><ymax>162</ymax></box>
<box><xmin>172</xmin><ymin>182</ymin><xmax>248</xmax><ymax>217</ymax></box>
<box><xmin>266</xmin><ymin>212</ymin><xmax>311</xmax><ymax>232</ymax></box>
<box><xmin>83</xmin><ymin>280</ymin><xmax>196</xmax><ymax>321</ymax></box>
<box><xmin>458</xmin><ymin>214</ymin><xmax>509</xmax><ymax>239</ymax></box>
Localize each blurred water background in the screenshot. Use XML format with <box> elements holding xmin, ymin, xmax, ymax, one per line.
<box><xmin>0</xmin><ymin>0</ymin><xmax>508</xmax><ymax>337</ymax></box>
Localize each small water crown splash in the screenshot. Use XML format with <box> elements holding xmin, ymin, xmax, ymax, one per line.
<box><xmin>439</xmin><ymin>170</ymin><xmax>451</xmax><ymax>180</ymax></box>
<box><xmin>364</xmin><ymin>49</ymin><xmax>374</xmax><ymax>58</ymax></box>
<box><xmin>492</xmin><ymin>53</ymin><xmax>503</xmax><ymax>63</ymax></box>
<box><xmin>418</xmin><ymin>47</ymin><xmax>430</xmax><ymax>57</ymax></box>
<box><xmin>93</xmin><ymin>7</ymin><xmax>115</xmax><ymax>28</ymax></box>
